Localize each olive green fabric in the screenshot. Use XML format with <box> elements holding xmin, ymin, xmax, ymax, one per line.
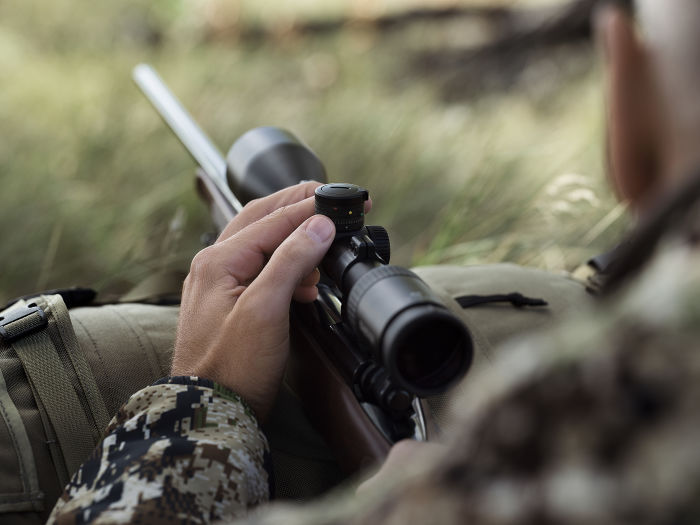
<box><xmin>0</xmin><ymin>300</ymin><xmax>179</xmax><ymax>525</ymax></box>
<box><xmin>0</xmin><ymin>359</ymin><xmax>42</xmax><ymax>514</ymax></box>
<box><xmin>413</xmin><ymin>263</ymin><xmax>590</xmax><ymax>434</ymax></box>
<box><xmin>10</xmin><ymin>296</ymin><xmax>109</xmax><ymax>483</ymax></box>
<box><xmin>0</xmin><ymin>330</ymin><xmax>56</xmax><ymax>525</ymax></box>
<box><xmin>0</xmin><ymin>295</ymin><xmax>108</xmax><ymax>524</ymax></box>
<box><xmin>69</xmin><ymin>303</ymin><xmax>177</xmax><ymax>416</ymax></box>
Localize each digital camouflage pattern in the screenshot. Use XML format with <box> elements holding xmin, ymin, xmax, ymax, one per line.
<box><xmin>47</xmin><ymin>377</ymin><xmax>270</xmax><ymax>525</ymax></box>
<box><xmin>238</xmin><ymin>237</ymin><xmax>700</xmax><ymax>524</ymax></box>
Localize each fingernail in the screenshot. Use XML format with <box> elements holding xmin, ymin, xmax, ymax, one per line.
<box><xmin>305</xmin><ymin>216</ymin><xmax>335</xmax><ymax>243</ymax></box>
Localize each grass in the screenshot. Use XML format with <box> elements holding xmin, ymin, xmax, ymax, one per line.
<box><xmin>0</xmin><ymin>0</ymin><xmax>627</xmax><ymax>303</ymax></box>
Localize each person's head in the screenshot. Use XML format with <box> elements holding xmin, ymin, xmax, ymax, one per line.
<box><xmin>597</xmin><ymin>0</ymin><xmax>700</xmax><ymax>214</ymax></box>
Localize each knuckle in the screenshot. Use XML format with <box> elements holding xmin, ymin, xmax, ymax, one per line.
<box><xmin>269</xmin><ymin>203</ymin><xmax>291</xmax><ymax>216</ymax></box>
<box><xmin>188</xmin><ymin>246</ymin><xmax>218</xmax><ymax>278</ymax></box>
<box><xmin>265</xmin><ymin>204</ymin><xmax>297</xmax><ymax>230</ymax></box>
<box><xmin>301</xmin><ymin>180</ymin><xmax>322</xmax><ymax>195</ymax></box>
<box><xmin>237</xmin><ymin>198</ymin><xmax>263</xmax><ymax>222</ymax></box>
<box><xmin>245</xmin><ymin>197</ymin><xmax>263</xmax><ymax>212</ymax></box>
<box><xmin>274</xmin><ymin>237</ymin><xmax>313</xmax><ymax>276</ymax></box>
<box><xmin>278</xmin><ymin>227</ymin><xmax>304</xmax><ymax>252</ymax></box>
<box><xmin>233</xmin><ymin>292</ymin><xmax>267</xmax><ymax>327</ymax></box>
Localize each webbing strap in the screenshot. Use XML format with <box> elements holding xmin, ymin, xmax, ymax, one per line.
<box><xmin>13</xmin><ymin>332</ymin><xmax>96</xmax><ymax>477</ymax></box>
<box><xmin>0</xmin><ymin>369</ymin><xmax>44</xmax><ymax>512</ymax></box>
<box><xmin>43</xmin><ymin>295</ymin><xmax>110</xmax><ymax>439</ymax></box>
<box><xmin>6</xmin><ymin>296</ymin><xmax>103</xmax><ymax>478</ymax></box>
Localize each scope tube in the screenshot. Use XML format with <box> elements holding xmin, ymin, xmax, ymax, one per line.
<box><xmin>325</xmin><ymin>243</ymin><xmax>473</xmax><ymax>397</ymax></box>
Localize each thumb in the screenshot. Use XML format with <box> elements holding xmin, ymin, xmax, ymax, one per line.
<box><xmin>245</xmin><ymin>215</ymin><xmax>335</xmax><ymax>315</ymax></box>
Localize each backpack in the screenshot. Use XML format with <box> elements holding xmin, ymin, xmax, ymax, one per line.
<box><xmin>0</xmin><ymin>264</ymin><xmax>589</xmax><ymax>524</ymax></box>
<box><xmin>413</xmin><ymin>263</ymin><xmax>591</xmax><ymax>432</ymax></box>
<box><xmin>0</xmin><ymin>294</ymin><xmax>177</xmax><ymax>524</ymax></box>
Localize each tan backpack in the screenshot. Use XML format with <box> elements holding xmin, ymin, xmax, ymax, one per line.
<box><xmin>0</xmin><ymin>294</ymin><xmax>177</xmax><ymax>524</ymax></box>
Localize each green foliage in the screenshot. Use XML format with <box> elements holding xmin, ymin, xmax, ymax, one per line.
<box><xmin>0</xmin><ymin>0</ymin><xmax>626</xmax><ymax>302</ymax></box>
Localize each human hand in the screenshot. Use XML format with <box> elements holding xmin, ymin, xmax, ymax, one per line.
<box><xmin>171</xmin><ymin>182</ymin><xmax>337</xmax><ymax>421</ymax></box>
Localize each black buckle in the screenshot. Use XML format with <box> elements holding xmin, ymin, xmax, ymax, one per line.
<box><xmin>0</xmin><ymin>303</ymin><xmax>48</xmax><ymax>342</ymax></box>
<box><xmin>3</xmin><ymin>287</ymin><xmax>97</xmax><ymax>311</ymax></box>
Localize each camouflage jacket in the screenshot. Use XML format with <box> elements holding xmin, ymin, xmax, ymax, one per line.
<box><xmin>47</xmin><ymin>377</ymin><xmax>271</xmax><ymax>524</ymax></box>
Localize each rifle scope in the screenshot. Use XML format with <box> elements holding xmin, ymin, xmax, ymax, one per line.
<box><xmin>227</xmin><ymin>129</ymin><xmax>472</xmax><ymax>397</ymax></box>
<box><xmin>316</xmin><ymin>183</ymin><xmax>472</xmax><ymax>397</ymax></box>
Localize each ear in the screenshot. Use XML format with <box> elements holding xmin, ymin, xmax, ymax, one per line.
<box><xmin>596</xmin><ymin>5</ymin><xmax>664</xmax><ymax>212</ymax></box>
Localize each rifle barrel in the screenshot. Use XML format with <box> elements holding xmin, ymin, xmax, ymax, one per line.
<box><xmin>132</xmin><ymin>64</ymin><xmax>243</xmax><ymax>215</ymax></box>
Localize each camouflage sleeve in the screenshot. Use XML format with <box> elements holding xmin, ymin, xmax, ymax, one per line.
<box><xmin>47</xmin><ymin>376</ymin><xmax>271</xmax><ymax>525</ymax></box>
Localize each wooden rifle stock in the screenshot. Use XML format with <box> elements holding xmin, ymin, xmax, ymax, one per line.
<box><xmin>289</xmin><ymin>305</ymin><xmax>391</xmax><ymax>472</ymax></box>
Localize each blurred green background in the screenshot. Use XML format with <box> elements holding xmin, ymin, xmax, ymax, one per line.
<box><xmin>0</xmin><ymin>0</ymin><xmax>627</xmax><ymax>302</ymax></box>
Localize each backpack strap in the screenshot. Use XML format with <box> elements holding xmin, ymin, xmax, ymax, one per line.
<box><xmin>0</xmin><ymin>366</ymin><xmax>44</xmax><ymax>512</ymax></box>
<box><xmin>0</xmin><ymin>295</ymin><xmax>110</xmax><ymax>486</ymax></box>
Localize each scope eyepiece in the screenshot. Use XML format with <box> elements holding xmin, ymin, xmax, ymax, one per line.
<box><xmin>315</xmin><ymin>183</ymin><xmax>369</xmax><ymax>234</ymax></box>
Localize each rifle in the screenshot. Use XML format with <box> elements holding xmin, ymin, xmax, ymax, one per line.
<box><xmin>132</xmin><ymin>64</ymin><xmax>473</xmax><ymax>473</ymax></box>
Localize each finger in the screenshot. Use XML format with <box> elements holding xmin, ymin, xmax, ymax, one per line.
<box><xmin>205</xmin><ymin>196</ymin><xmax>320</xmax><ymax>284</ymax></box>
<box><xmin>217</xmin><ymin>182</ymin><xmax>373</xmax><ymax>243</ymax></box>
<box><xmin>239</xmin><ymin>215</ymin><xmax>335</xmax><ymax>320</ymax></box>
<box><xmin>299</xmin><ymin>268</ymin><xmax>320</xmax><ymax>288</ymax></box>
<box><xmin>217</xmin><ymin>181</ymin><xmax>322</xmax><ymax>242</ymax></box>
<box><xmin>292</xmin><ymin>268</ymin><xmax>320</xmax><ymax>302</ymax></box>
<box><xmin>292</xmin><ymin>285</ymin><xmax>319</xmax><ymax>303</ymax></box>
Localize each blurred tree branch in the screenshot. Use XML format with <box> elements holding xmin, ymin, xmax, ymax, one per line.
<box><xmin>204</xmin><ymin>5</ymin><xmax>513</xmax><ymax>42</ymax></box>
<box><xmin>203</xmin><ymin>1</ymin><xmax>600</xmax><ymax>100</ymax></box>
<box><xmin>206</xmin><ymin>1</ymin><xmax>595</xmax><ymax>48</ymax></box>
<box><xmin>411</xmin><ymin>0</ymin><xmax>598</xmax><ymax>100</ymax></box>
